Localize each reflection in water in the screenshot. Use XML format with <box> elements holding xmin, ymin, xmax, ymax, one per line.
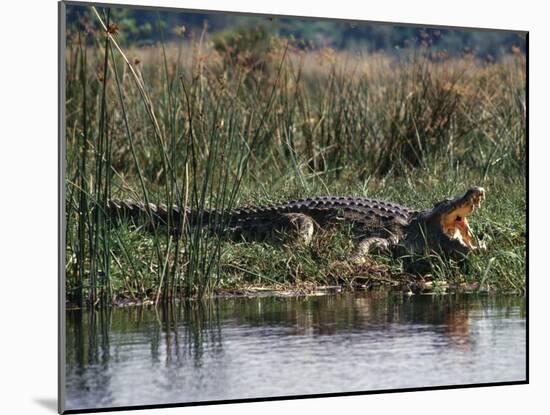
<box><xmin>65</xmin><ymin>293</ymin><xmax>526</xmax><ymax>411</ymax></box>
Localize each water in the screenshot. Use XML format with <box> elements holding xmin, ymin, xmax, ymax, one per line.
<box><xmin>64</xmin><ymin>292</ymin><xmax>526</xmax><ymax>411</ymax></box>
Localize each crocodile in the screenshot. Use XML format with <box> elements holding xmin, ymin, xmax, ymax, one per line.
<box><xmin>108</xmin><ymin>186</ymin><xmax>486</xmax><ymax>264</ymax></box>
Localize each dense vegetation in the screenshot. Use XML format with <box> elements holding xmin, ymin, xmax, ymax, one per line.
<box><xmin>64</xmin><ymin>6</ymin><xmax>526</xmax><ymax>307</ymax></box>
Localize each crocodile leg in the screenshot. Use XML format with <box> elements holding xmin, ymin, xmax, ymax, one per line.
<box><xmin>276</xmin><ymin>213</ymin><xmax>316</xmax><ymax>245</ymax></box>
<box><xmin>349</xmin><ymin>237</ymin><xmax>393</xmax><ymax>264</ymax></box>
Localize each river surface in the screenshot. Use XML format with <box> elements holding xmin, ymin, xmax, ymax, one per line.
<box><xmin>64</xmin><ymin>292</ymin><xmax>526</xmax><ymax>411</ymax></box>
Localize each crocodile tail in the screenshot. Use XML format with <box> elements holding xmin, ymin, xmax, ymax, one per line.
<box><xmin>107</xmin><ymin>199</ymin><xmax>184</xmax><ymax>228</ymax></box>
<box><xmin>106</xmin><ymin>199</ymin><xmax>221</xmax><ymax>230</ymax></box>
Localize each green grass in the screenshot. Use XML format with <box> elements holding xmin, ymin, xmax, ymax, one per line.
<box><xmin>64</xmin><ymin>8</ymin><xmax>526</xmax><ymax>307</ymax></box>
<box><xmin>92</xmin><ymin>172</ymin><xmax>525</xmax><ymax>301</ymax></box>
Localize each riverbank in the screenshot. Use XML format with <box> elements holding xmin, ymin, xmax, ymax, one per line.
<box><xmin>64</xmin><ymin>172</ymin><xmax>526</xmax><ymax>308</ymax></box>
<box><xmin>65</xmin><ymin>282</ymin><xmax>521</xmax><ymax>310</ymax></box>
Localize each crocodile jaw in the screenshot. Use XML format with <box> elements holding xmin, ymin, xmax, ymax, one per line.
<box><xmin>439</xmin><ymin>187</ymin><xmax>485</xmax><ymax>249</ymax></box>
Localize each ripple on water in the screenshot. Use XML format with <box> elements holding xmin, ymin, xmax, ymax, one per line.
<box><xmin>64</xmin><ymin>293</ymin><xmax>526</xmax><ymax>410</ymax></box>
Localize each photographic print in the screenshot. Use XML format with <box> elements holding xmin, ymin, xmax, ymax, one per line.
<box><xmin>59</xmin><ymin>1</ymin><xmax>527</xmax><ymax>412</ymax></box>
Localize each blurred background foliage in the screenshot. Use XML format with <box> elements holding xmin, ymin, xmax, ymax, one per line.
<box><xmin>67</xmin><ymin>5</ymin><xmax>526</xmax><ymax>59</ymax></box>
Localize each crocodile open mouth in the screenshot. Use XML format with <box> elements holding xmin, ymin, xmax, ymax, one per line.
<box><xmin>440</xmin><ymin>187</ymin><xmax>485</xmax><ymax>248</ymax></box>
